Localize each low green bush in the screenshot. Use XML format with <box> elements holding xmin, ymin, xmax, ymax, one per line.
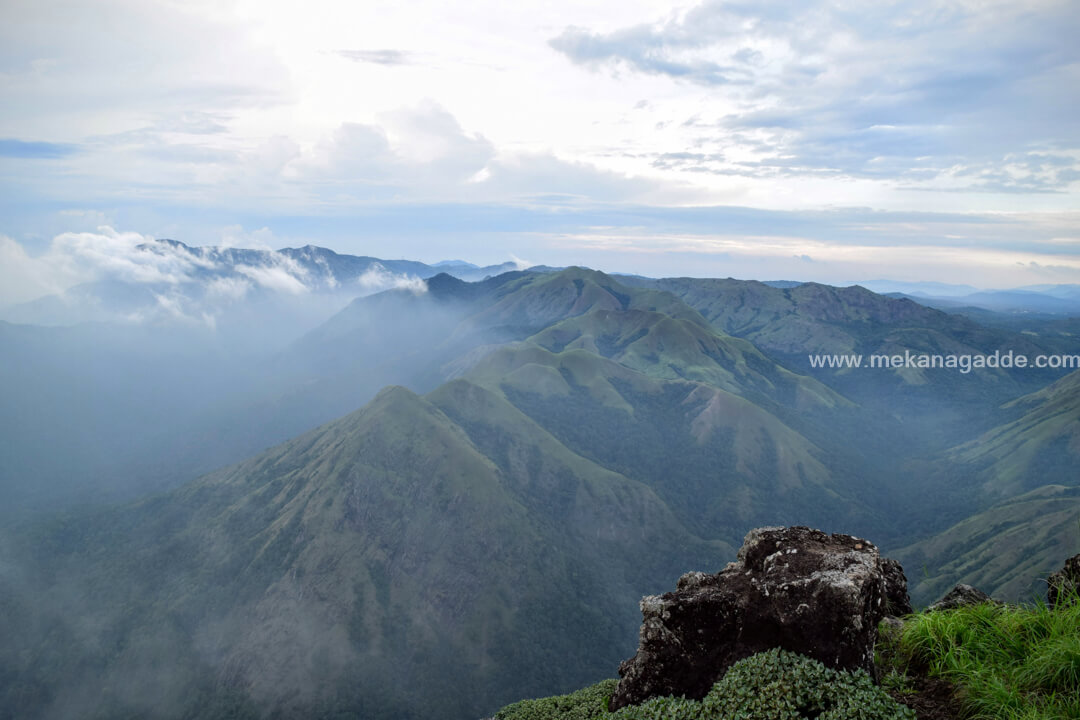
<box><xmin>494</xmin><ymin>679</ymin><xmax>616</xmax><ymax>720</ymax></box>
<box><xmin>494</xmin><ymin>649</ymin><xmax>915</xmax><ymax>720</ymax></box>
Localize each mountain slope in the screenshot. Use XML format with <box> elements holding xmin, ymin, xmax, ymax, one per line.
<box><xmin>623</xmin><ymin>276</ymin><xmax>1076</xmax><ymax>445</ymax></box>
<box><xmin>0</xmin><ymin>383</ymin><xmax>727</xmax><ymax>720</ymax></box>
<box><xmin>3</xmin><ymin>266</ymin><xmax>862</xmax><ymax>522</ymax></box>
<box><xmin>892</xmin><ymin>485</ymin><xmax>1080</xmax><ymax>605</ymax></box>
<box><xmin>5</xmin><ymin>265</ymin><xmax>1080</xmax><ymax>718</ymax></box>
<box><xmin>1</xmin><ymin>278</ymin><xmax>901</xmax><ymax>719</ymax></box>
<box><xmin>257</xmin><ymin>268</ymin><xmax>854</xmax><ymax>465</ymax></box>
<box><xmin>887</xmin><ymin>372</ymin><xmax>1080</xmax><ymax>604</ymax></box>
<box><xmin>460</xmin><ymin>342</ymin><xmax>878</xmax><ymax>542</ymax></box>
<box><xmin>948</xmin><ymin>369</ymin><xmax>1080</xmax><ymax>499</ymax></box>
<box><xmin>528</xmin><ymin>307</ymin><xmax>848</xmax><ymax>413</ymax></box>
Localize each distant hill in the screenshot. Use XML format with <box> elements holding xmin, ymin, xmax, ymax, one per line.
<box><xmin>620</xmin><ymin>276</ymin><xmax>1072</xmax><ymax>444</ymax></box>
<box><xmin>0</xmin><ymin>270</ymin><xmax>932</xmax><ymax>720</ymax></box>
<box><xmin>0</xmin><ymin>371</ymin><xmax>738</xmax><ymax>720</ymax></box>
<box><xmin>0</xmin><ymin>239</ymin><xmax>523</xmax><ymax>328</ymax></box>
<box><xmin>894</xmin><ymin>484</ymin><xmax>1080</xmax><ymax>605</ymax></box>
<box><xmin>949</xmin><ymin>369</ymin><xmax>1080</xmax><ymax>499</ymax></box>
<box><xmin>887</xmin><ymin>371</ymin><xmax>1080</xmax><ymax>604</ymax></box>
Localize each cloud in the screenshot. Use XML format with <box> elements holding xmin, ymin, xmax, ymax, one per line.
<box><xmin>481</xmin><ymin>151</ymin><xmax>666</xmax><ymax>203</ymax></box>
<box><xmin>335</xmin><ymin>50</ymin><xmax>414</xmax><ymax>66</ymax></box>
<box><xmin>57</xmin><ymin>229</ymin><xmax>217</xmax><ymax>285</ymax></box>
<box><xmin>0</xmin><ymin>223</ymin><xmax>436</xmax><ymax>325</ymax></box>
<box><xmin>355</xmin><ymin>265</ymin><xmax>427</xmax><ymax>294</ymax></box>
<box><xmin>205</xmin><ymin>276</ymin><xmax>253</xmax><ymax>301</ymax></box>
<box><xmin>220</xmin><ymin>225</ymin><xmax>278</xmax><ymax>251</ymax></box>
<box><xmin>290</xmin><ymin>101</ymin><xmax>667</xmax><ymax>205</ymax></box>
<box><xmin>0</xmin><ymin>0</ymin><xmax>291</xmax><ymax>113</ymax></box>
<box><xmin>549</xmin><ymin>0</ymin><xmax>1080</xmax><ymax>190</ymax></box>
<box><xmin>549</xmin><ymin>18</ymin><xmax>747</xmax><ymax>86</ymax></box>
<box><xmin>235</xmin><ymin>263</ymin><xmax>309</xmax><ymax>295</ymax></box>
<box><xmin>0</xmin><ymin>235</ymin><xmax>76</xmax><ymax>307</ymax></box>
<box><xmin>0</xmin><ymin>228</ymin><xmax>224</xmax><ymax>309</ymax></box>
<box><xmin>0</xmin><ymin>228</ymin><xmax>294</xmax><ymax>308</ymax></box>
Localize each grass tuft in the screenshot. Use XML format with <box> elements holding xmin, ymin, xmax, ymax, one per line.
<box><xmin>895</xmin><ymin>587</ymin><xmax>1080</xmax><ymax>720</ymax></box>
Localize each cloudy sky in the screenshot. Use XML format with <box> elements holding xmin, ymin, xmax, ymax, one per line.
<box><xmin>1</xmin><ymin>0</ymin><xmax>1078</xmax><ymax>303</ymax></box>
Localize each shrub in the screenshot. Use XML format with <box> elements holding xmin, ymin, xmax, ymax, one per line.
<box><xmin>494</xmin><ymin>679</ymin><xmax>616</xmax><ymax>720</ymax></box>
<box><xmin>622</xmin><ymin>649</ymin><xmax>914</xmax><ymax>720</ymax></box>
<box><xmin>494</xmin><ymin>649</ymin><xmax>915</xmax><ymax>720</ymax></box>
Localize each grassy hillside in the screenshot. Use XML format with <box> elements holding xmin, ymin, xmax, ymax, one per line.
<box><xmin>950</xmin><ymin>370</ymin><xmax>1080</xmax><ymax>499</ymax></box>
<box><xmin>459</xmin><ymin>342</ymin><xmax>872</xmax><ymax>541</ymax></box>
<box><xmin>892</xmin><ymin>485</ymin><xmax>1080</xmax><ymax>605</ymax></box>
<box><xmin>626</xmin><ymin>277</ymin><xmax>1073</xmax><ymax>445</ymax></box>
<box><xmin>0</xmin><ymin>381</ymin><xmax>731</xmax><ymax>720</ymax></box>
<box><xmin>888</xmin><ymin>373</ymin><xmax>1080</xmax><ymax>605</ymax></box>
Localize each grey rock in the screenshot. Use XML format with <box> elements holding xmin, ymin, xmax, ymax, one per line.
<box><xmin>1047</xmin><ymin>553</ymin><xmax>1080</xmax><ymax>609</ymax></box>
<box><xmin>927</xmin><ymin>584</ymin><xmax>995</xmax><ymax>611</ymax></box>
<box><xmin>609</xmin><ymin>526</ymin><xmax>896</xmax><ymax>710</ymax></box>
<box><xmin>882</xmin><ymin>557</ymin><xmax>913</xmax><ymax>616</ymax></box>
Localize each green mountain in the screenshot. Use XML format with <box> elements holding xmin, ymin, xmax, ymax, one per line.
<box><xmin>888</xmin><ymin>371</ymin><xmax>1080</xmax><ymax>605</ymax></box>
<box><xmin>893</xmin><ymin>485</ymin><xmax>1080</xmax><ymax>605</ymax></box>
<box><xmin>622</xmin><ymin>277</ymin><xmax>1072</xmax><ymax>444</ymax></box>
<box><xmin>527</xmin><ymin>307</ymin><xmax>847</xmax><ymax>414</ymax></box>
<box><xmin>248</xmin><ymin>268</ymin><xmax>855</xmax><ymax>461</ymax></box>
<box><xmin>459</xmin><ymin>342</ymin><xmax>871</xmax><ymax>540</ymax></box>
<box><xmin>949</xmin><ymin>369</ymin><xmax>1080</xmax><ymax>498</ymax></box>
<box><xmin>0</xmin><ymin>383</ymin><xmax>727</xmax><ymax>720</ymax></box>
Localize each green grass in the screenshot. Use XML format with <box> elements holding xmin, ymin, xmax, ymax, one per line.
<box><xmin>893</xmin><ymin>591</ymin><xmax>1080</xmax><ymax>719</ymax></box>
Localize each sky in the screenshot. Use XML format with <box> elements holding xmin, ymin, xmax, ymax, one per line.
<box><xmin>1</xmin><ymin>0</ymin><xmax>1079</xmax><ymax>305</ymax></box>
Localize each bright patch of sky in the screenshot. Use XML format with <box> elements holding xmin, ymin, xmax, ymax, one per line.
<box><xmin>1</xmin><ymin>0</ymin><xmax>1078</xmax><ymax>301</ymax></box>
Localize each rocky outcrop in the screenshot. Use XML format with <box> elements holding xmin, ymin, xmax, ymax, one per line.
<box><xmin>927</xmin><ymin>584</ymin><xmax>995</xmax><ymax>612</ymax></box>
<box><xmin>1047</xmin><ymin>553</ymin><xmax>1080</xmax><ymax>608</ymax></box>
<box><xmin>608</xmin><ymin>526</ymin><xmax>900</xmax><ymax>711</ymax></box>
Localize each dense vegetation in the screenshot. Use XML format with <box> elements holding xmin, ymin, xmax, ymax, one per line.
<box><xmin>495</xmin><ymin>649</ymin><xmax>914</xmax><ymax>720</ymax></box>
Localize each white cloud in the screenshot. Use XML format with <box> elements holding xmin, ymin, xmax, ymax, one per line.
<box><xmin>235</xmin><ymin>264</ymin><xmax>309</xmax><ymax>295</ymax></box>
<box><xmin>0</xmin><ymin>228</ymin><xmax>214</xmax><ymax>306</ymax></box>
<box><xmin>49</xmin><ymin>228</ymin><xmax>217</xmax><ymax>285</ymax></box>
<box><xmin>206</xmin><ymin>276</ymin><xmax>254</xmax><ymax>301</ymax></box>
<box><xmin>0</xmin><ymin>227</ymin><xmax>303</xmax><ymax>309</ymax></box>
<box><xmin>0</xmin><ymin>235</ymin><xmax>77</xmax><ymax>307</ymax></box>
<box><xmin>355</xmin><ymin>265</ymin><xmax>427</xmax><ymax>294</ymax></box>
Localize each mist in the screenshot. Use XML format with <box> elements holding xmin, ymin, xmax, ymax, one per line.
<box><xmin>0</xmin><ymin>237</ymin><xmax>524</xmax><ymax>523</ymax></box>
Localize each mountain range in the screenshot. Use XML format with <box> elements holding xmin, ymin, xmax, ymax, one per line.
<box><xmin>0</xmin><ymin>239</ymin><xmax>521</xmax><ymax>331</ymax></box>
<box><xmin>1</xmin><ymin>245</ymin><xmax>1078</xmax><ymax>719</ymax></box>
